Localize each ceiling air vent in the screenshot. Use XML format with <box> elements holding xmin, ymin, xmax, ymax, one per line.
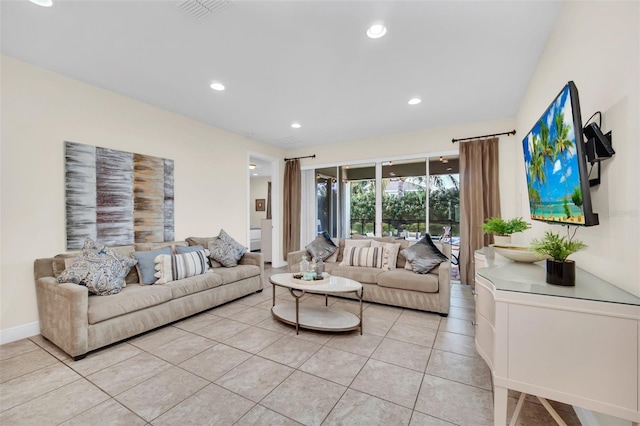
<box><xmin>175</xmin><ymin>0</ymin><xmax>230</xmax><ymax>21</ymax></box>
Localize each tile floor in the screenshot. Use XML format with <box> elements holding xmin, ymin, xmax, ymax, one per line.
<box><xmin>0</xmin><ymin>266</ymin><xmax>581</xmax><ymax>425</ymax></box>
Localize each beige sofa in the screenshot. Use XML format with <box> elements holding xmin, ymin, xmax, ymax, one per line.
<box><xmin>287</xmin><ymin>237</ymin><xmax>451</xmax><ymax>315</ymax></box>
<box><xmin>34</xmin><ymin>241</ymin><xmax>263</xmax><ymax>360</ymax></box>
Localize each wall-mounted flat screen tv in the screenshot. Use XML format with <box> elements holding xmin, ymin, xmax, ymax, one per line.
<box><xmin>522</xmin><ymin>81</ymin><xmax>599</xmax><ymax>226</ymax></box>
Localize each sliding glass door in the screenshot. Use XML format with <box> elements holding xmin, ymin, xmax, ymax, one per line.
<box><xmin>313</xmin><ymin>156</ymin><xmax>459</xmax><ymax>239</ymax></box>
<box><xmin>382</xmin><ymin>160</ymin><xmax>427</xmax><ymax>236</ymax></box>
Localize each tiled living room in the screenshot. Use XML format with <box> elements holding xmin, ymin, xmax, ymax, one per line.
<box><xmin>2</xmin><ymin>1</ymin><xmax>639</xmax><ymax>426</ymax></box>
<box><xmin>1</xmin><ymin>266</ymin><xmax>581</xmax><ymax>425</ymax></box>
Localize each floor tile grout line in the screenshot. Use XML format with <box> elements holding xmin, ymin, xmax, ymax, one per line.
<box><xmin>0</xmin><ymin>345</ymin><xmax>42</xmax><ymax>363</ymax></box>
<box><xmin>55</xmin><ymin>396</ymin><xmax>147</xmax><ymax>426</ymax></box>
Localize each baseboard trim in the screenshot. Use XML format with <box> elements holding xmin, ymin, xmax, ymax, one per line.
<box><xmin>0</xmin><ymin>321</ymin><xmax>40</xmax><ymax>345</ymax></box>
<box><xmin>573</xmin><ymin>406</ymin><xmax>600</xmax><ymax>426</ymax></box>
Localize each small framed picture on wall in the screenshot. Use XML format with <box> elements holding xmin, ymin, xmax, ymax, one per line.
<box><xmin>255</xmin><ymin>199</ymin><xmax>265</xmax><ymax>211</ymax></box>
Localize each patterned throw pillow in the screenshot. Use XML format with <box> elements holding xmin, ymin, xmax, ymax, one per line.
<box><xmin>132</xmin><ymin>246</ymin><xmax>172</xmax><ymax>284</ymax></box>
<box><xmin>401</xmin><ymin>235</ymin><xmax>448</xmax><ymax>274</ymax></box>
<box><xmin>154</xmin><ymin>249</ymin><xmax>210</xmax><ymax>284</ymax></box>
<box><xmin>208</xmin><ymin>229</ymin><xmax>248</xmax><ymax>267</ymax></box>
<box><xmin>58</xmin><ymin>238</ymin><xmax>138</xmax><ymax>296</ymax></box>
<box><xmin>340</xmin><ymin>246</ymin><xmax>384</xmax><ymax>268</ymax></box>
<box><xmin>370</xmin><ymin>241</ymin><xmax>401</xmax><ymax>271</ymax></box>
<box><xmin>305</xmin><ymin>231</ymin><xmax>338</xmax><ymax>261</ymax></box>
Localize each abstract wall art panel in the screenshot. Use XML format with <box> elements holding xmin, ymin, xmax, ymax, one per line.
<box><xmin>65</xmin><ymin>141</ymin><xmax>174</xmax><ymax>249</ymax></box>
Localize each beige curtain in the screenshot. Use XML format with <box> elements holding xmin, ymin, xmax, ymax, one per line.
<box><xmin>459</xmin><ymin>137</ymin><xmax>501</xmax><ymax>286</ymax></box>
<box><xmin>266</xmin><ymin>181</ymin><xmax>272</xmax><ymax>220</ymax></box>
<box><xmin>283</xmin><ymin>159</ymin><xmax>301</xmax><ymax>259</ymax></box>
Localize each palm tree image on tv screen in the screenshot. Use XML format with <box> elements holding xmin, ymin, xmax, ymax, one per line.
<box><xmin>523</xmin><ymin>84</ymin><xmax>586</xmax><ymax>225</ymax></box>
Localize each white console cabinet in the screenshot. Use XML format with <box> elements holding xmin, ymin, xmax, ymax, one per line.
<box><xmin>475</xmin><ymin>247</ymin><xmax>640</xmax><ymax>425</ymax></box>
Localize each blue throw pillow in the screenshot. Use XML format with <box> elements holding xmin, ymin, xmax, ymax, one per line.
<box><xmin>176</xmin><ymin>244</ymin><xmax>204</xmax><ymax>254</ymax></box>
<box><xmin>132</xmin><ymin>246</ymin><xmax>172</xmax><ymax>284</ymax></box>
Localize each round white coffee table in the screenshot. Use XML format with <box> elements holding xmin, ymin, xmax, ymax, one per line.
<box><xmin>269</xmin><ymin>273</ymin><xmax>363</xmax><ymax>335</ymax></box>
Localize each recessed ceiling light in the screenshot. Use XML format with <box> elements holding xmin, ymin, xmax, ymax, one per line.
<box><xmin>442</xmin><ymin>159</ymin><xmax>449</xmax><ymax>164</ymax></box>
<box><xmin>367</xmin><ymin>24</ymin><xmax>387</xmax><ymax>39</ymax></box>
<box><xmin>408</xmin><ymin>97</ymin><xmax>422</xmax><ymax>105</ymax></box>
<box><xmin>249</xmin><ymin>163</ymin><xmax>256</xmax><ymax>170</ymax></box>
<box><xmin>291</xmin><ymin>122</ymin><xmax>301</xmax><ymax>129</ymax></box>
<box><xmin>29</xmin><ymin>0</ymin><xmax>53</xmax><ymax>6</ymax></box>
<box><xmin>210</xmin><ymin>82</ymin><xmax>225</xmax><ymax>91</ymax></box>
<box><xmin>252</xmin><ymin>173</ymin><xmax>259</xmax><ymax>176</ymax></box>
<box><xmin>447</xmin><ymin>167</ymin><xmax>453</xmax><ymax>172</ymax></box>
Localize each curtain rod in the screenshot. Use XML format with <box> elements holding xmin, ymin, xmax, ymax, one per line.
<box><xmin>284</xmin><ymin>154</ymin><xmax>316</xmax><ymax>161</ymax></box>
<box><xmin>451</xmin><ymin>129</ymin><xmax>516</xmax><ymax>144</ymax></box>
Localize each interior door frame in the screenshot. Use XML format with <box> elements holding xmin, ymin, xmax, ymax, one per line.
<box><xmin>247</xmin><ymin>151</ymin><xmax>283</xmax><ymax>267</ymax></box>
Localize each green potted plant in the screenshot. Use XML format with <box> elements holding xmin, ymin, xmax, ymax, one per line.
<box><xmin>530</xmin><ymin>230</ymin><xmax>587</xmax><ymax>286</ymax></box>
<box><xmin>481</xmin><ymin>217</ymin><xmax>531</xmax><ymax>245</ymax></box>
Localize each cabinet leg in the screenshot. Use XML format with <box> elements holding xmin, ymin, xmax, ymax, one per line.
<box><xmin>509</xmin><ymin>393</ymin><xmax>526</xmax><ymax>426</ymax></box>
<box><xmin>494</xmin><ymin>386</ymin><xmax>508</xmax><ymax>426</ymax></box>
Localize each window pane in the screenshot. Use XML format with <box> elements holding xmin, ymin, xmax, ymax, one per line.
<box><xmin>342</xmin><ymin>164</ymin><xmax>375</xmax><ymax>236</ymax></box>
<box><xmin>382</xmin><ymin>160</ymin><xmax>427</xmax><ymax>237</ymax></box>
<box><xmin>316</xmin><ymin>167</ymin><xmax>338</xmax><ymax>237</ymax></box>
<box><xmin>428</xmin><ymin>156</ymin><xmax>460</xmax><ymax>239</ymax></box>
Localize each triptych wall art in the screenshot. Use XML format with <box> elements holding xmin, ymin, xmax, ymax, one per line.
<box><xmin>65</xmin><ymin>141</ymin><xmax>174</xmax><ymax>250</ymax></box>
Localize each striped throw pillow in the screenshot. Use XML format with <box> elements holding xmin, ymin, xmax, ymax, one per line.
<box><xmin>154</xmin><ymin>249</ymin><xmax>210</xmax><ymax>284</ymax></box>
<box><xmin>340</xmin><ymin>246</ymin><xmax>384</xmax><ymax>268</ymax></box>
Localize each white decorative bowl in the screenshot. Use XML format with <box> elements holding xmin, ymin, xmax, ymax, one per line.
<box><xmin>491</xmin><ymin>244</ymin><xmax>548</xmax><ymax>263</ymax></box>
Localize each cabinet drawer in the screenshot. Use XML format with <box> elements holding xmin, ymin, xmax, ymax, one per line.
<box><xmin>475</xmin><ymin>278</ymin><xmax>495</xmax><ymax>326</ymax></box>
<box><xmin>475</xmin><ymin>313</ymin><xmax>494</xmax><ymax>369</ymax></box>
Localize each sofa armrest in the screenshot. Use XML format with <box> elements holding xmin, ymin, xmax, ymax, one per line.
<box><xmin>287</xmin><ymin>250</ymin><xmax>309</xmax><ymax>272</ymax></box>
<box><xmin>239</xmin><ymin>252</ymin><xmax>264</xmax><ymax>278</ymax></box>
<box><xmin>35</xmin><ymin>277</ymin><xmax>89</xmax><ymax>358</ymax></box>
<box><xmin>436</xmin><ymin>261</ymin><xmax>451</xmax><ymax>315</ymax></box>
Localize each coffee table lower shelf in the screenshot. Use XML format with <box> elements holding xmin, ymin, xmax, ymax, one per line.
<box><xmin>271</xmin><ymin>303</ymin><xmax>361</xmax><ymax>332</ymax></box>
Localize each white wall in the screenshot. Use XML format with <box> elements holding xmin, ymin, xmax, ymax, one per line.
<box><xmin>0</xmin><ymin>56</ymin><xmax>284</xmax><ymax>339</ymax></box>
<box><xmin>515</xmin><ymin>0</ymin><xmax>639</xmax><ymax>298</ymax></box>
<box><xmin>286</xmin><ymin>117</ymin><xmax>519</xmax><ymax>221</ymax></box>
<box><xmin>250</xmin><ymin>177</ymin><xmax>270</xmax><ymax>227</ymax></box>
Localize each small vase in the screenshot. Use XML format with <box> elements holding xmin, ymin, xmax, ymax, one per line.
<box><xmin>493</xmin><ymin>235</ymin><xmax>512</xmax><ymax>246</ymax></box>
<box><xmin>546</xmin><ymin>259</ymin><xmax>575</xmax><ymax>286</ymax></box>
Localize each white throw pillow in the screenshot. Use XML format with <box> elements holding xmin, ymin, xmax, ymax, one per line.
<box><xmin>370</xmin><ymin>241</ymin><xmax>401</xmax><ymax>271</ymax></box>
<box><xmin>154</xmin><ymin>249</ymin><xmax>210</xmax><ymax>284</ymax></box>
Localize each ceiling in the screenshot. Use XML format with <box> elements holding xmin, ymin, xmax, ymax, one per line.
<box><xmin>1</xmin><ymin>0</ymin><xmax>562</xmax><ymax>149</ymax></box>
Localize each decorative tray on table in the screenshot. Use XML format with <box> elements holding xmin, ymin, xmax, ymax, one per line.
<box><xmin>490</xmin><ymin>244</ymin><xmax>548</xmax><ymax>263</ymax></box>
<box><xmin>291</xmin><ymin>273</ymin><xmax>330</xmax><ymax>285</ymax></box>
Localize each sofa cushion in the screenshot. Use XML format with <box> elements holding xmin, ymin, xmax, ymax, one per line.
<box><xmin>351</xmin><ymin>235</ymin><xmax>397</xmax><ymax>244</ymax></box>
<box><xmin>305</xmin><ymin>231</ymin><xmax>338</xmax><ymax>261</ymax></box>
<box><xmin>134</xmin><ymin>241</ymin><xmax>188</xmax><ymax>252</ymax></box>
<box><xmin>164</xmin><ymin>269</ymin><xmax>224</xmax><ymax>299</ymax></box>
<box><xmin>329</xmin><ymin>265</ymin><xmax>384</xmax><ymax>284</ymax></box>
<box><xmin>377</xmin><ymin>269</ymin><xmax>439</xmax><ymax>293</ymax></box>
<box><xmin>132</xmin><ymin>247</ymin><xmax>172</xmax><ymax>284</ymax></box>
<box><xmin>340</xmin><ymin>246</ymin><xmax>384</xmax><ymax>268</ymax></box>
<box><xmin>185</xmin><ymin>236</ymin><xmax>216</xmax><ymax>247</ymax></box>
<box><xmin>154</xmin><ymin>249</ymin><xmax>210</xmax><ymax>284</ymax></box>
<box><xmin>401</xmin><ymin>236</ymin><xmax>448</xmax><ymax>274</ymax></box>
<box><xmin>212</xmin><ymin>265</ymin><xmax>261</xmax><ymax>285</ymax></box>
<box><xmin>87</xmin><ymin>283</ymin><xmax>173</xmax><ymax>324</ymax></box>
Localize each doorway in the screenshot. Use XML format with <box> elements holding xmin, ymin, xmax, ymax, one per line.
<box><xmin>248</xmin><ymin>152</ymin><xmax>280</xmax><ymax>266</ymax></box>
